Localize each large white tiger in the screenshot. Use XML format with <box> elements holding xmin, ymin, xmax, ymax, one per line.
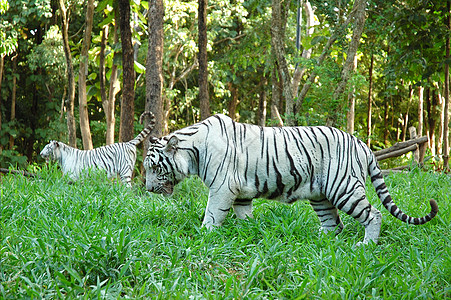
<box><xmin>144</xmin><ymin>114</ymin><xmax>438</xmax><ymax>245</ymax></box>
<box><xmin>41</xmin><ymin>112</ymin><xmax>155</xmax><ymax>186</ymax></box>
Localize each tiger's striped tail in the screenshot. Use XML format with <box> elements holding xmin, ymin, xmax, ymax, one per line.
<box><xmin>369</xmin><ymin>155</ymin><xmax>438</xmax><ymax>225</ymax></box>
<box><xmin>128</xmin><ymin>111</ymin><xmax>156</xmax><ymax>146</ymax></box>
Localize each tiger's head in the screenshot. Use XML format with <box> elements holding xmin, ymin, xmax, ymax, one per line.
<box><xmin>144</xmin><ymin>135</ymin><xmax>189</xmax><ymax>195</ymax></box>
<box><xmin>40</xmin><ymin>140</ymin><xmax>61</xmax><ymax>162</ymax></box>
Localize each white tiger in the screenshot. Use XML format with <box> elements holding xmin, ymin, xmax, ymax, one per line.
<box><xmin>143</xmin><ymin>114</ymin><xmax>438</xmax><ymax>245</ymax></box>
<box><xmin>41</xmin><ymin>112</ymin><xmax>155</xmax><ymax>186</ymax></box>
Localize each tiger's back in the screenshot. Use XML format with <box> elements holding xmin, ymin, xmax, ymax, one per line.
<box><xmin>220</xmin><ymin>122</ymin><xmax>373</xmax><ymax>204</ymax></box>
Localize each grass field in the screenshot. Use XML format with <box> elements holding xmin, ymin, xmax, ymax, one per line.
<box><xmin>1</xmin><ymin>165</ymin><xmax>450</xmax><ymax>299</ymax></box>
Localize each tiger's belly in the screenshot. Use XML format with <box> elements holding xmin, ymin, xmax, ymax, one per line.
<box><xmin>236</xmin><ymin>178</ymin><xmax>324</xmax><ymax>203</ymax></box>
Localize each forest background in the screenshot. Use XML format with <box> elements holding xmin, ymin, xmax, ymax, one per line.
<box><xmin>0</xmin><ymin>0</ymin><xmax>450</xmax><ymax>171</ymax></box>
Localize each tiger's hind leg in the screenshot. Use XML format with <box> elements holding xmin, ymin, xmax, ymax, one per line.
<box><xmin>333</xmin><ymin>185</ymin><xmax>382</xmax><ymax>245</ymax></box>
<box><xmin>233</xmin><ymin>199</ymin><xmax>254</xmax><ymax>220</ymax></box>
<box><xmin>309</xmin><ymin>198</ymin><xmax>344</xmax><ymax>235</ymax></box>
<box><xmin>119</xmin><ymin>168</ymin><xmax>133</xmax><ymax>187</ymax></box>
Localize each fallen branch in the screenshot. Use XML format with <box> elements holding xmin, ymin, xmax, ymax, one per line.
<box><xmin>374</xmin><ymin>136</ymin><xmax>428</xmax><ymax>157</ymax></box>
<box><xmin>376</xmin><ymin>144</ymin><xmax>418</xmax><ymax>161</ymax></box>
<box><xmin>0</xmin><ymin>168</ymin><xmax>39</xmax><ymax>178</ymax></box>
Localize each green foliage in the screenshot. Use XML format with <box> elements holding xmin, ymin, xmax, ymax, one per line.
<box><xmin>1</xmin><ymin>169</ymin><xmax>449</xmax><ymax>298</ymax></box>
<box><xmin>0</xmin><ymin>121</ymin><xmax>32</xmax><ymax>168</ymax></box>
<box><xmin>28</xmin><ymin>25</ymin><xmax>66</xmax><ymax>87</ymax></box>
<box><xmin>0</xmin><ymin>149</ymin><xmax>28</xmax><ymax>167</ymax></box>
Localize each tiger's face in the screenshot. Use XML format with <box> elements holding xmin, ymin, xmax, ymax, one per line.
<box><xmin>40</xmin><ymin>141</ymin><xmax>60</xmax><ymax>162</ymax></box>
<box><xmin>144</xmin><ymin>136</ymin><xmax>187</xmax><ymax>195</ymax></box>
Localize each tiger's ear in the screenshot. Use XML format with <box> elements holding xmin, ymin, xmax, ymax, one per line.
<box><xmin>149</xmin><ymin>137</ymin><xmax>159</xmax><ymax>144</ymax></box>
<box><xmin>165</xmin><ymin>136</ymin><xmax>179</xmax><ymax>153</ymax></box>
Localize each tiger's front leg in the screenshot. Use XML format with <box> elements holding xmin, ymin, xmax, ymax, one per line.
<box><xmin>202</xmin><ymin>190</ymin><xmax>235</xmax><ymax>229</ymax></box>
<box><xmin>233</xmin><ymin>199</ymin><xmax>254</xmax><ymax>220</ymax></box>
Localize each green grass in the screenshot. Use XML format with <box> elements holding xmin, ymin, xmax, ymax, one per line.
<box><xmin>1</xmin><ymin>166</ymin><xmax>450</xmax><ymax>299</ymax></box>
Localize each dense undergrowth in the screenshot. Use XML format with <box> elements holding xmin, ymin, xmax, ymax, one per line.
<box><xmin>1</xmin><ymin>165</ymin><xmax>450</xmax><ymax>299</ymax></box>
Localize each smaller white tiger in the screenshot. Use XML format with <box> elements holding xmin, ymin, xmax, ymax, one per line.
<box><xmin>40</xmin><ymin>112</ymin><xmax>155</xmax><ymax>186</ymax></box>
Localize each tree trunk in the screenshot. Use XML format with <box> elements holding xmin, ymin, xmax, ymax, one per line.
<box><xmin>294</xmin><ymin>4</ymin><xmax>356</xmax><ymax>114</ymax></box>
<box><xmin>101</xmin><ymin>20</ymin><xmax>120</xmax><ymax>145</ymax></box>
<box><xmin>418</xmin><ymin>86</ymin><xmax>424</xmax><ymax>136</ymax></box>
<box><xmin>328</xmin><ymin>0</ymin><xmax>367</xmax><ymax>127</ymax></box>
<box><xmin>437</xmin><ymin>90</ymin><xmax>444</xmax><ymax>156</ymax></box>
<box><xmin>78</xmin><ymin>0</ymin><xmax>94</xmax><ymax>150</ymax></box>
<box><xmin>99</xmin><ymin>25</ymin><xmax>107</xmax><ymax>131</ymax></box>
<box><xmin>292</xmin><ymin>0</ymin><xmax>316</xmax><ymax>97</ymax></box>
<box><xmin>258</xmin><ymin>75</ymin><xmax>268</xmax><ymax>126</ymax></box>
<box><xmin>443</xmin><ymin>0</ymin><xmax>450</xmax><ymax>170</ymax></box>
<box><xmin>426</xmin><ymin>87</ymin><xmax>438</xmax><ymax>155</ymax></box>
<box><xmin>417</xmin><ymin>86</ymin><xmax>426</xmax><ymax>163</ymax></box>
<box><xmin>409</xmin><ymin>127</ymin><xmax>420</xmax><ymax>163</ymax></box>
<box><xmin>59</xmin><ymin>0</ymin><xmax>77</xmax><ymax>147</ymax></box>
<box><xmin>9</xmin><ymin>55</ymin><xmax>17</xmax><ymax>149</ymax></box>
<box><xmin>146</xmin><ymin>0</ymin><xmax>165</xmax><ymax>142</ymax></box>
<box><xmin>271</xmin><ymin>68</ymin><xmax>284</xmax><ymax>126</ymax></box>
<box><xmin>271</xmin><ymin>0</ymin><xmax>294</xmax><ymax>124</ymax></box>
<box><xmin>402</xmin><ymin>86</ymin><xmax>413</xmax><ymax>141</ymax></box>
<box><xmin>99</xmin><ymin>25</ymin><xmax>110</xmax><ymax>144</ymax></box>
<box><xmin>346</xmin><ymin>55</ymin><xmax>358</xmax><ymax>134</ymax></box>
<box><xmin>367</xmin><ymin>53</ymin><xmax>374</xmax><ymax>147</ymax></box>
<box><xmin>227</xmin><ymin>83</ymin><xmax>239</xmax><ymax>121</ymax></box>
<box><xmin>106</xmin><ymin>21</ymin><xmax>120</xmax><ymax>145</ymax></box>
<box><xmin>118</xmin><ymin>0</ymin><xmax>135</xmax><ymax>142</ymax></box>
<box><xmin>384</xmin><ymin>97</ymin><xmax>389</xmax><ymax>146</ymax></box>
<box><xmin>198</xmin><ymin>0</ymin><xmax>211</xmax><ymax>120</ymax></box>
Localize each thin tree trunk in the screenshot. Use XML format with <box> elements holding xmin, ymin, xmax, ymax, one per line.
<box><xmin>384</xmin><ymin>97</ymin><xmax>389</xmax><ymax>146</ymax></box>
<box><xmin>346</xmin><ymin>55</ymin><xmax>358</xmax><ymax>133</ymax></box>
<box><xmin>292</xmin><ymin>0</ymin><xmax>316</xmax><ymax>96</ymax></box>
<box><xmin>118</xmin><ymin>0</ymin><xmax>135</xmax><ymax>142</ymax></box>
<box><xmin>426</xmin><ymin>87</ymin><xmax>438</xmax><ymax>156</ymax></box>
<box><xmin>228</xmin><ymin>83</ymin><xmax>239</xmax><ymax>121</ymax></box>
<box><xmin>402</xmin><ymin>86</ymin><xmax>413</xmax><ymax>142</ymax></box>
<box><xmin>418</xmin><ymin>86</ymin><xmax>424</xmax><ymax>136</ymax></box>
<box><xmin>198</xmin><ymin>0</ymin><xmax>211</xmax><ymax>120</ymax></box>
<box><xmin>328</xmin><ymin>0</ymin><xmax>366</xmax><ymax>126</ymax></box>
<box><xmin>78</xmin><ymin>0</ymin><xmax>94</xmax><ymax>150</ymax></box>
<box><xmin>367</xmin><ymin>53</ymin><xmax>374</xmax><ymax>147</ymax></box>
<box><xmin>146</xmin><ymin>0</ymin><xmax>164</xmax><ymax>138</ymax></box>
<box><xmin>99</xmin><ymin>25</ymin><xmax>107</xmax><ymax>125</ymax></box>
<box><xmin>437</xmin><ymin>90</ymin><xmax>444</xmax><ymax>155</ymax></box>
<box><xmin>99</xmin><ymin>25</ymin><xmax>110</xmax><ymax>144</ymax></box>
<box><xmin>106</xmin><ymin>21</ymin><xmax>120</xmax><ymax>145</ymax></box>
<box><xmin>258</xmin><ymin>75</ymin><xmax>268</xmax><ymax>126</ymax></box>
<box><xmin>100</xmin><ymin>21</ymin><xmax>119</xmax><ymax>145</ymax></box>
<box><xmin>418</xmin><ymin>86</ymin><xmax>426</xmax><ymax>163</ymax></box>
<box><xmin>444</xmin><ymin>0</ymin><xmax>450</xmax><ymax>170</ymax></box>
<box><xmin>271</xmin><ymin>68</ymin><xmax>284</xmax><ymax>126</ymax></box>
<box><xmin>9</xmin><ymin>54</ymin><xmax>17</xmax><ymax>149</ymax></box>
<box><xmin>59</xmin><ymin>0</ymin><xmax>76</xmax><ymax>147</ymax></box>
<box><xmin>60</xmin><ymin>87</ymin><xmax>66</xmax><ymax>121</ymax></box>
